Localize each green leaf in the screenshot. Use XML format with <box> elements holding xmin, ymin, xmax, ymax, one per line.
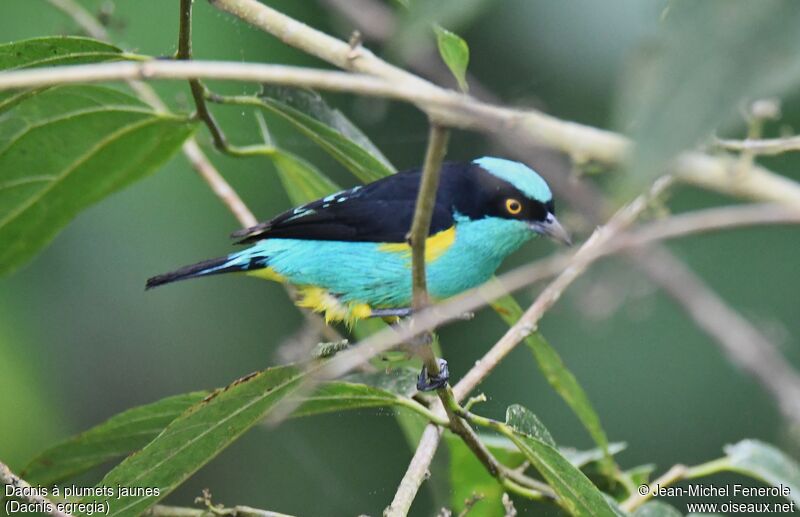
<box><xmin>21</xmin><ymin>392</ymin><xmax>208</xmax><ymax>486</ymax></box>
<box><xmin>258</xmin><ymin>86</ymin><xmax>395</xmax><ymax>182</ymax></box>
<box><xmin>23</xmin><ymin>368</ymin><xmax>416</xmax><ymax>493</ymax></box>
<box><xmin>633</xmin><ymin>501</ymin><xmax>683</xmax><ymax>517</ymax></box>
<box><xmin>293</xmin><ymin>368</ymin><xmax>419</xmax><ymax>417</ymax></box>
<box><xmin>723</xmin><ymin>439</ymin><xmax>800</xmax><ymax>506</ymax></box>
<box><xmin>561</xmin><ymin>443</ymin><xmax>628</xmax><ymax>470</ymax></box>
<box><xmin>505</xmin><ymin>405</ymin><xmax>617</xmax><ymax>517</ymax></box>
<box><xmin>390</xmin><ymin>0</ymin><xmax>491</xmax><ymax>65</ymax></box>
<box><xmin>344</xmin><ymin>367</ymin><xmax>419</xmax><ymax>396</ymax></box>
<box><xmin>270</xmin><ymin>149</ymin><xmax>340</xmax><ymax>206</ymax></box>
<box><xmin>491</xmin><ymin>294</ymin><xmax>616</xmax><ymax>477</ymax></box>
<box><xmin>433</xmin><ymin>24</ymin><xmax>470</xmax><ymax>92</ymax></box>
<box><xmin>505</xmin><ymin>404</ymin><xmax>556</xmax><ymax>448</ymax></box>
<box><xmin>480</xmin><ymin>435</ymin><xmax>626</xmax><ymax>470</ymax></box>
<box><xmin>616</xmin><ymin>0</ymin><xmax>800</xmax><ymax>196</ymax></box>
<box><xmin>0</xmin><ymin>36</ymin><xmax>123</xmax><ymax>113</ymax></box>
<box><xmin>79</xmin><ymin>366</ymin><xmax>305</xmax><ymax>517</ymax></box>
<box><xmin>0</xmin><ymin>85</ymin><xmax>196</xmax><ymax>276</ymax></box>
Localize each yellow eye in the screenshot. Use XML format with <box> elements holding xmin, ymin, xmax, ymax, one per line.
<box><xmin>505</xmin><ymin>198</ymin><xmax>522</xmax><ymax>215</ymax></box>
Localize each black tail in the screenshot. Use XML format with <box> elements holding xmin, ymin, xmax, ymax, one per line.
<box><xmin>145</xmin><ymin>256</ymin><xmax>232</xmax><ymax>290</ymax></box>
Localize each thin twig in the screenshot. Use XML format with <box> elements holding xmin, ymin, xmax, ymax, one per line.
<box><xmin>408</xmin><ymin>124</ymin><xmax>450</xmax><ymax>379</ymax></box>
<box><xmin>0</xmin><ymin>460</ymin><xmax>73</xmax><ymax>517</ymax></box>
<box><xmin>410</xmin><ymin>124</ymin><xmax>450</xmax><ymax>311</ymax></box>
<box><xmin>313</xmin><ymin>200</ymin><xmax>800</xmax><ymax>387</ymax></box>
<box><xmin>177</xmin><ymin>0</ymin><xmax>228</xmax><ymax>150</ymax></box>
<box><xmin>620</xmin><ymin>456</ymin><xmax>733</xmax><ymax>512</ymax></box>
<box><xmin>47</xmin><ymin>0</ymin><xmax>110</xmax><ymax>40</ymax></box>
<box><xmin>145</xmin><ymin>504</ymin><xmax>296</xmax><ymax>517</ymax></box>
<box><xmin>716</xmin><ymin>135</ymin><xmax>800</xmax><ymax>156</ymax></box>
<box><xmin>47</xmin><ymin>0</ymin><xmax>257</xmax><ymax>229</ymax></box>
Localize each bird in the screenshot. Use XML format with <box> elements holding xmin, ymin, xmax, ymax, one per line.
<box><xmin>147</xmin><ymin>156</ymin><xmax>569</xmax><ymax>318</ymax></box>
<box><xmin>146</xmin><ymin>157</ymin><xmax>569</xmax><ymax>387</ymax></box>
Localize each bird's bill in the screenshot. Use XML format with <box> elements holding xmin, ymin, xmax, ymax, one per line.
<box><xmin>529</xmin><ymin>214</ymin><xmax>572</xmax><ymax>246</ymax></box>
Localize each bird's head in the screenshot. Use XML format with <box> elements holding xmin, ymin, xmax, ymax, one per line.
<box><xmin>449</xmin><ymin>157</ymin><xmax>571</xmax><ymax>246</ymax></box>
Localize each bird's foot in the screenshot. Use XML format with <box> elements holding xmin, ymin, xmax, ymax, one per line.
<box><xmin>370</xmin><ymin>307</ymin><xmax>413</xmax><ymax>318</ymax></box>
<box><xmin>417</xmin><ymin>358</ymin><xmax>449</xmax><ymax>392</ymax></box>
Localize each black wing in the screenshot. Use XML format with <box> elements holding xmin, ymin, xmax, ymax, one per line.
<box><xmin>231</xmin><ymin>166</ymin><xmax>459</xmax><ymax>244</ymax></box>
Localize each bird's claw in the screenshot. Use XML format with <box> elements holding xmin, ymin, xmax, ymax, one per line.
<box><xmin>417</xmin><ymin>358</ymin><xmax>449</xmax><ymax>392</ymax></box>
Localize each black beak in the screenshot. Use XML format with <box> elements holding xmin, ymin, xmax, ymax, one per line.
<box><xmin>529</xmin><ymin>213</ymin><xmax>572</xmax><ymax>246</ymax></box>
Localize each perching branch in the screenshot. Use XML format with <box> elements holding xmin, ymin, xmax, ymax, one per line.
<box><xmin>397</xmin><ymin>124</ymin><xmax>552</xmax><ymax>512</ymax></box>
<box><xmin>410</xmin><ymin>124</ymin><xmax>450</xmax><ymax>311</ymax></box>
<box><xmin>407</xmin><ymin>124</ymin><xmax>450</xmax><ymax>381</ymax></box>
<box><xmin>0</xmin><ymin>460</ymin><xmax>73</xmax><ymax>517</ymax></box>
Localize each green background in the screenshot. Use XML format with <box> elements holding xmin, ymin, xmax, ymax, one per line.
<box><xmin>1</xmin><ymin>1</ymin><xmax>799</xmax><ymax>515</ymax></box>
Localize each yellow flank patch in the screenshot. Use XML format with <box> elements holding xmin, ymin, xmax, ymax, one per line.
<box><xmin>245</xmin><ymin>267</ymin><xmax>285</xmax><ymax>282</ymax></box>
<box><xmin>296</xmin><ymin>285</ymin><xmax>373</xmax><ymax>325</ymax></box>
<box><xmin>378</xmin><ymin>226</ymin><xmax>456</xmax><ymax>263</ymax></box>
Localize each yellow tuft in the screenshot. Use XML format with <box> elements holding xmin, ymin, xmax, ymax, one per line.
<box><xmin>296</xmin><ymin>286</ymin><xmax>373</xmax><ymax>325</ymax></box>
<box><xmin>378</xmin><ymin>226</ymin><xmax>456</xmax><ymax>263</ymax></box>
<box><xmin>245</xmin><ymin>267</ymin><xmax>286</xmax><ymax>282</ymax></box>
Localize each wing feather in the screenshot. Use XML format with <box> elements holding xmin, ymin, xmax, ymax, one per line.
<box><xmin>232</xmin><ymin>167</ymin><xmax>455</xmax><ymax>244</ymax></box>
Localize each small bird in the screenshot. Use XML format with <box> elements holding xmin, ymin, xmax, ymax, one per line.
<box><xmin>147</xmin><ymin>156</ymin><xmax>569</xmax><ymax>389</ymax></box>
<box><xmin>147</xmin><ymin>156</ymin><xmax>569</xmax><ymax>321</ymax></box>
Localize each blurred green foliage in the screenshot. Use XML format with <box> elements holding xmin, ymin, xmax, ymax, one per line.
<box><xmin>1</xmin><ymin>1</ymin><xmax>800</xmax><ymax>515</ymax></box>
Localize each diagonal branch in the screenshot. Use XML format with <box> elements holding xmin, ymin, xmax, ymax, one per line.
<box><xmin>631</xmin><ymin>247</ymin><xmax>800</xmax><ymax>423</ymax></box>
<box><xmin>0</xmin><ymin>460</ymin><xmax>72</xmax><ymax>517</ymax></box>
<box><xmin>46</xmin><ymin>0</ymin><xmax>257</xmax><ymax>228</ymax></box>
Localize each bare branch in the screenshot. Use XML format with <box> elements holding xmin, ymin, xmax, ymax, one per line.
<box><xmin>0</xmin><ymin>460</ymin><xmax>73</xmax><ymax>517</ymax></box>
<box><xmin>47</xmin><ymin>0</ymin><xmax>257</xmax><ymax>229</ymax></box>
<box><xmin>716</xmin><ymin>134</ymin><xmax>800</xmax><ymax>156</ymax></box>
<box><xmin>2</xmin><ymin>61</ymin><xmax>799</xmax><ymax>206</ymax></box>
<box><xmin>145</xmin><ymin>504</ymin><xmax>295</xmax><ymax>517</ymax></box>
<box><xmin>410</xmin><ymin>124</ymin><xmax>450</xmax><ymax>311</ymax></box>
<box><xmin>46</xmin><ymin>0</ymin><xmax>109</xmax><ymax>40</ymax></box>
<box><xmin>180</xmin><ymin>139</ymin><xmax>257</xmax><ymax>227</ymax></box>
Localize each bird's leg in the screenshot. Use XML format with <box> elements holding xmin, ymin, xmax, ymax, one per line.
<box><xmin>416</xmin><ymin>358</ymin><xmax>449</xmax><ymax>392</ymax></box>
<box><xmin>369</xmin><ymin>307</ymin><xmax>413</xmax><ymax>318</ymax></box>
<box><xmin>371</xmin><ymin>308</ymin><xmax>451</xmax><ymax>390</ymax></box>
<box><xmin>370</xmin><ymin>307</ymin><xmax>475</xmax><ymax>320</ymax></box>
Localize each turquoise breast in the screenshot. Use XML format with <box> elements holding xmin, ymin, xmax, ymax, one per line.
<box><xmin>250</xmin><ymin>216</ymin><xmax>535</xmax><ymax>308</ymax></box>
